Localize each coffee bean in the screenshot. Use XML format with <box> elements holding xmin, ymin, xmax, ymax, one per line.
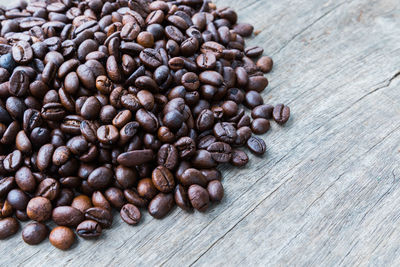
<box><xmin>22</xmin><ymin>222</ymin><xmax>48</xmax><ymax>245</ymax></box>
<box><xmin>71</xmin><ymin>195</ymin><xmax>93</xmax><ymax>213</ymax></box>
<box><xmin>213</xmin><ymin>122</ymin><xmax>237</xmax><ymax>144</ymax></box>
<box><xmin>7</xmin><ymin>189</ymin><xmax>29</xmax><ymax>210</ymax></box>
<box><xmin>49</xmin><ymin>226</ymin><xmax>75</xmax><ymax>250</ymax></box>
<box><xmin>76</xmin><ymin>220</ymin><xmax>102</xmax><ymax>238</ymax></box>
<box><xmin>247</xmin><ymin>136</ymin><xmax>266</xmax><ymax>156</ymax></box>
<box><xmin>188</xmin><ymin>184</ymin><xmax>209</xmax><ymax>212</ymax></box>
<box><xmin>207</xmin><ymin>142</ymin><xmax>232</xmax><ymax>163</ymax></box>
<box><xmin>251</xmin><ymin>118</ymin><xmax>270</xmax><ymax>134</ymax></box>
<box><xmin>179</xmin><ymin>168</ymin><xmax>207</xmax><ymax>187</ymax></box>
<box><xmin>273</xmin><ymin>104</ymin><xmax>290</xmax><ymax>125</ymax></box>
<box><xmin>152</xmin><ymin>165</ymin><xmax>175</xmax><ymax>193</ymax></box>
<box><xmin>26</xmin><ymin>196</ymin><xmax>52</xmax><ymax>222</ymax></box>
<box><xmin>12</xmin><ymin>41</ymin><xmax>33</xmax><ymax>64</ymax></box>
<box><xmin>87</xmin><ymin>166</ymin><xmax>113</xmax><ymax>190</ymax></box>
<box><xmin>120</xmin><ymin>203</ymin><xmax>141</xmax><ymax>225</ymax></box>
<box><xmin>117</xmin><ymin>150</ymin><xmax>154</xmax><ymax>167</ymax></box>
<box><xmin>92</xmin><ymin>191</ymin><xmax>111</xmax><ymax>212</ymax></box>
<box><xmin>207</xmin><ymin>180</ymin><xmax>224</xmax><ymax>202</ymax></box>
<box><xmin>85</xmin><ymin>207</ymin><xmax>112</xmax><ymax>228</ymax></box>
<box><xmin>9</xmin><ymin>70</ymin><xmax>29</xmax><ymax>97</ymax></box>
<box><xmin>0</xmin><ymin>217</ymin><xmax>19</xmax><ymax>239</ymax></box>
<box><xmin>52</xmin><ymin>206</ymin><xmax>84</xmax><ymax>227</ymax></box>
<box><xmin>104</xmin><ymin>187</ymin><xmax>125</xmax><ymax>209</ymax></box>
<box><xmin>148</xmin><ymin>193</ymin><xmax>174</xmax><ymax>219</ymax></box>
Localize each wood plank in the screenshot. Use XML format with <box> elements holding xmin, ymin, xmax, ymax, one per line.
<box><xmin>0</xmin><ymin>0</ymin><xmax>400</xmax><ymax>266</ymax></box>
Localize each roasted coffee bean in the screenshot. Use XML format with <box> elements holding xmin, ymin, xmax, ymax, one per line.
<box><xmin>207</xmin><ymin>180</ymin><xmax>224</xmax><ymax>202</ymax></box>
<box><xmin>7</xmin><ymin>189</ymin><xmax>29</xmax><ymax>210</ymax></box>
<box><xmin>22</xmin><ymin>222</ymin><xmax>48</xmax><ymax>245</ymax></box>
<box><xmin>71</xmin><ymin>195</ymin><xmax>93</xmax><ymax>213</ymax></box>
<box><xmin>0</xmin><ymin>217</ymin><xmax>19</xmax><ymax>239</ymax></box>
<box><xmin>76</xmin><ymin>220</ymin><xmax>102</xmax><ymax>238</ymax></box>
<box><xmin>188</xmin><ymin>184</ymin><xmax>209</xmax><ymax>212</ymax></box>
<box><xmin>9</xmin><ymin>70</ymin><xmax>29</xmax><ymax>97</ymax></box>
<box><xmin>152</xmin><ymin>165</ymin><xmax>175</xmax><ymax>193</ymax></box>
<box><xmin>26</xmin><ymin>196</ymin><xmax>52</xmax><ymax>222</ymax></box>
<box><xmin>52</xmin><ymin>206</ymin><xmax>84</xmax><ymax>227</ymax></box>
<box><xmin>104</xmin><ymin>187</ymin><xmax>125</xmax><ymax>209</ymax></box>
<box><xmin>4</xmin><ymin>150</ymin><xmax>23</xmax><ymax>172</ymax></box>
<box><xmin>148</xmin><ymin>193</ymin><xmax>174</xmax><ymax>219</ymax></box>
<box><xmin>251</xmin><ymin>104</ymin><xmax>274</xmax><ymax>119</ymax></box>
<box><xmin>273</xmin><ymin>104</ymin><xmax>290</xmax><ymax>125</ymax></box>
<box><xmin>137</xmin><ymin>178</ymin><xmax>158</xmax><ymax>200</ymax></box>
<box><xmin>213</xmin><ymin>122</ymin><xmax>237</xmax><ymax>144</ymax></box>
<box><xmin>85</xmin><ymin>207</ymin><xmax>112</xmax><ymax>228</ymax></box>
<box><xmin>257</xmin><ymin>56</ymin><xmax>273</xmax><ymax>73</ymax></box>
<box><xmin>179</xmin><ymin>168</ymin><xmax>207</xmax><ymax>187</ymax></box>
<box><xmin>87</xmin><ymin>166</ymin><xmax>113</xmax><ymax>190</ymax></box>
<box><xmin>251</xmin><ymin>118</ymin><xmax>270</xmax><ymax>134</ymax></box>
<box><xmin>247</xmin><ymin>136</ymin><xmax>266</xmax><ymax>156</ymax></box>
<box><xmin>207</xmin><ymin>142</ymin><xmax>232</xmax><ymax>163</ymax></box>
<box><xmin>245</xmin><ymin>91</ymin><xmax>264</xmax><ymax>109</ymax></box>
<box><xmin>36</xmin><ymin>178</ymin><xmax>60</xmax><ymax>201</ymax></box>
<box><xmin>120</xmin><ymin>203</ymin><xmax>141</xmax><ymax>225</ymax></box>
<box><xmin>174</xmin><ymin>184</ymin><xmax>191</xmax><ymax>211</ymax></box>
<box><xmin>117</xmin><ymin>150</ymin><xmax>154</xmax><ymax>167</ymax></box>
<box><xmin>92</xmin><ymin>191</ymin><xmax>111</xmax><ymax>212</ymax></box>
<box><xmin>157</xmin><ymin>144</ymin><xmax>179</xmax><ymax>170</ymax></box>
<box><xmin>49</xmin><ymin>226</ymin><xmax>75</xmax><ymax>250</ymax></box>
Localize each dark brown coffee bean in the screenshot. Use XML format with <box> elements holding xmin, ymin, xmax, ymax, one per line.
<box><xmin>257</xmin><ymin>56</ymin><xmax>273</xmax><ymax>73</ymax></box>
<box><xmin>117</xmin><ymin>149</ymin><xmax>154</xmax><ymax>167</ymax></box>
<box><xmin>92</xmin><ymin>191</ymin><xmax>111</xmax><ymax>212</ymax></box>
<box><xmin>233</xmin><ymin>23</ymin><xmax>253</xmax><ymax>37</ymax></box>
<box><xmin>22</xmin><ymin>222</ymin><xmax>48</xmax><ymax>245</ymax></box>
<box><xmin>137</xmin><ymin>178</ymin><xmax>158</xmax><ymax>200</ymax></box>
<box><xmin>179</xmin><ymin>168</ymin><xmax>207</xmax><ymax>187</ymax></box>
<box><xmin>76</xmin><ymin>220</ymin><xmax>102</xmax><ymax>238</ymax></box>
<box><xmin>36</xmin><ymin>178</ymin><xmax>60</xmax><ymax>201</ymax></box>
<box><xmin>157</xmin><ymin>144</ymin><xmax>179</xmax><ymax>170</ymax></box>
<box><xmin>120</xmin><ymin>203</ymin><xmax>141</xmax><ymax>225</ymax></box>
<box><xmin>251</xmin><ymin>118</ymin><xmax>270</xmax><ymax>134</ymax></box>
<box><xmin>207</xmin><ymin>142</ymin><xmax>232</xmax><ymax>163</ymax></box>
<box><xmin>97</xmin><ymin>125</ymin><xmax>119</xmax><ymax>144</ymax></box>
<box><xmin>12</xmin><ymin>41</ymin><xmax>33</xmax><ymax>64</ymax></box>
<box><xmin>151</xmin><ymin>165</ymin><xmax>175</xmax><ymax>193</ymax></box>
<box><xmin>201</xmin><ymin>169</ymin><xmax>222</xmax><ymax>182</ymax></box>
<box><xmin>148</xmin><ymin>193</ymin><xmax>174</xmax><ymax>219</ymax></box>
<box><xmin>26</xmin><ymin>196</ymin><xmax>52</xmax><ymax>222</ymax></box>
<box><xmin>15</xmin><ymin>166</ymin><xmax>35</xmax><ymax>192</ymax></box>
<box><xmin>247</xmin><ymin>76</ymin><xmax>268</xmax><ymax>92</ymax></box>
<box><xmin>0</xmin><ymin>217</ymin><xmax>19</xmax><ymax>239</ymax></box>
<box><xmin>245</xmin><ymin>46</ymin><xmax>264</xmax><ymax>58</ymax></box>
<box><xmin>136</xmin><ymin>108</ymin><xmax>159</xmax><ymax>133</ymax></box>
<box><xmin>199</xmin><ymin>70</ymin><xmax>223</xmax><ymax>86</ymax></box>
<box><xmin>9</xmin><ymin>70</ymin><xmax>29</xmax><ymax>97</ymax></box>
<box><xmin>4</xmin><ymin>150</ymin><xmax>23</xmax><ymax>172</ymax></box>
<box><xmin>247</xmin><ymin>136</ymin><xmax>266</xmax><ymax>156</ymax></box>
<box><xmin>251</xmin><ymin>104</ymin><xmax>274</xmax><ymax>119</ymax></box>
<box><xmin>207</xmin><ymin>180</ymin><xmax>224</xmax><ymax>202</ymax></box>
<box><xmin>273</xmin><ymin>104</ymin><xmax>290</xmax><ymax>125</ymax></box>
<box><xmin>87</xmin><ymin>166</ymin><xmax>113</xmax><ymax>190</ymax></box>
<box><xmin>245</xmin><ymin>90</ymin><xmax>264</xmax><ymax>109</ymax></box>
<box><xmin>85</xmin><ymin>207</ymin><xmax>112</xmax><ymax>228</ymax></box>
<box><xmin>213</xmin><ymin>122</ymin><xmax>237</xmax><ymax>144</ymax></box>
<box><xmin>36</xmin><ymin>144</ymin><xmax>54</xmax><ymax>171</ymax></box>
<box><xmin>188</xmin><ymin>184</ymin><xmax>209</xmax><ymax>212</ymax></box>
<box><xmin>124</xmin><ymin>188</ymin><xmax>148</xmax><ymax>208</ymax></box>
<box><xmin>174</xmin><ymin>184</ymin><xmax>191</xmax><ymax>211</ymax></box>
<box><xmin>52</xmin><ymin>206</ymin><xmax>84</xmax><ymax>227</ymax></box>
<box><xmin>0</xmin><ymin>177</ymin><xmax>15</xmax><ymax>198</ymax></box>
<box><xmin>196</xmin><ymin>52</ymin><xmax>216</xmax><ymax>70</ymax></box>
<box><xmin>104</xmin><ymin>187</ymin><xmax>125</xmax><ymax>209</ymax></box>
<box><xmin>49</xmin><ymin>226</ymin><xmax>75</xmax><ymax>250</ymax></box>
<box><xmin>139</xmin><ymin>48</ymin><xmax>162</xmax><ymax>69</ymax></box>
<box><xmin>174</xmin><ymin>137</ymin><xmax>196</xmax><ymax>159</ymax></box>
<box><xmin>7</xmin><ymin>189</ymin><xmax>29</xmax><ymax>210</ymax></box>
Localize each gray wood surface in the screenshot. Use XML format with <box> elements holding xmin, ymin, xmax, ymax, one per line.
<box><xmin>1</xmin><ymin>0</ymin><xmax>400</xmax><ymax>266</ymax></box>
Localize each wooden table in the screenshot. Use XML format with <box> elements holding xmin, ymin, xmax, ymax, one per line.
<box><xmin>2</xmin><ymin>0</ymin><xmax>400</xmax><ymax>266</ymax></box>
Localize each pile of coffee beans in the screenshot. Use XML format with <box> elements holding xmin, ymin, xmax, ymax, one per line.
<box><xmin>0</xmin><ymin>0</ymin><xmax>290</xmax><ymax>250</ymax></box>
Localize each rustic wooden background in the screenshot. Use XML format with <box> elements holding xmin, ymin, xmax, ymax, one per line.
<box><xmin>1</xmin><ymin>0</ymin><xmax>400</xmax><ymax>266</ymax></box>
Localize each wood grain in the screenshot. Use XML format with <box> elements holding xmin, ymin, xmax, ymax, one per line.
<box><xmin>1</xmin><ymin>0</ymin><xmax>400</xmax><ymax>266</ymax></box>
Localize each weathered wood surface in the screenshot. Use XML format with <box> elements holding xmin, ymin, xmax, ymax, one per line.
<box><xmin>1</xmin><ymin>0</ymin><xmax>400</xmax><ymax>266</ymax></box>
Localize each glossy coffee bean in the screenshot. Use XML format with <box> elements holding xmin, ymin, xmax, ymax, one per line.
<box><xmin>76</xmin><ymin>220</ymin><xmax>102</xmax><ymax>238</ymax></box>
<box><xmin>257</xmin><ymin>56</ymin><xmax>273</xmax><ymax>73</ymax></box>
<box><xmin>188</xmin><ymin>185</ymin><xmax>209</xmax><ymax>212</ymax></box>
<box><xmin>148</xmin><ymin>193</ymin><xmax>174</xmax><ymax>219</ymax></box>
<box><xmin>0</xmin><ymin>217</ymin><xmax>19</xmax><ymax>239</ymax></box>
<box><xmin>22</xmin><ymin>222</ymin><xmax>48</xmax><ymax>245</ymax></box>
<box><xmin>120</xmin><ymin>203</ymin><xmax>141</xmax><ymax>225</ymax></box>
<box><xmin>207</xmin><ymin>180</ymin><xmax>224</xmax><ymax>202</ymax></box>
<box><xmin>85</xmin><ymin>207</ymin><xmax>112</xmax><ymax>228</ymax></box>
<box><xmin>247</xmin><ymin>136</ymin><xmax>267</xmax><ymax>156</ymax></box>
<box><xmin>251</xmin><ymin>118</ymin><xmax>270</xmax><ymax>134</ymax></box>
<box><xmin>273</xmin><ymin>104</ymin><xmax>290</xmax><ymax>125</ymax></box>
<box><xmin>52</xmin><ymin>206</ymin><xmax>84</xmax><ymax>227</ymax></box>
